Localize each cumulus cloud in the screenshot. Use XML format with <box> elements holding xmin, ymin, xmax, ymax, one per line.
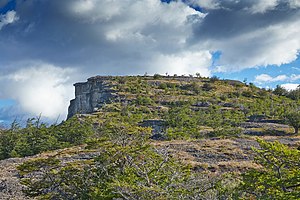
<box><xmin>0</xmin><ymin>0</ymin><xmax>206</xmax><ymax>75</ymax></box>
<box><xmin>255</xmin><ymin>74</ymin><xmax>288</xmax><ymax>83</ymax></box>
<box><xmin>0</xmin><ymin>62</ymin><xmax>76</xmax><ymax>119</ymax></box>
<box><xmin>0</xmin><ymin>10</ymin><xmax>18</xmax><ymax>30</ymax></box>
<box><xmin>0</xmin><ymin>0</ymin><xmax>210</xmax><ymax>121</ymax></box>
<box><xmin>281</xmin><ymin>83</ymin><xmax>299</xmax><ymax>91</ymax></box>
<box><xmin>1</xmin><ymin>0</ymin><xmax>299</xmax><ymax>74</ymax></box>
<box><xmin>254</xmin><ymin>73</ymin><xmax>300</xmax><ymax>84</ymax></box>
<box><xmin>291</xmin><ymin>74</ymin><xmax>300</xmax><ymax>80</ymax></box>
<box><xmin>249</xmin><ymin>0</ymin><xmax>280</xmax><ymax>14</ymax></box>
<box><xmin>153</xmin><ymin>51</ymin><xmax>212</xmax><ymax>76</ymax></box>
<box><xmin>190</xmin><ymin>0</ymin><xmax>300</xmax><ymax>71</ymax></box>
<box><xmin>186</xmin><ymin>0</ymin><xmax>220</xmax><ymax>10</ymax></box>
<box><xmin>1</xmin><ymin>0</ymin><xmax>300</xmax><ymax>121</ymax></box>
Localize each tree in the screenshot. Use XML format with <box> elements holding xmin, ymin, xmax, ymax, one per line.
<box><xmin>18</xmin><ymin>126</ymin><xmax>193</xmax><ymax>199</ymax></box>
<box><xmin>238</xmin><ymin>139</ymin><xmax>300</xmax><ymax>199</ymax></box>
<box><xmin>273</xmin><ymin>85</ymin><xmax>288</xmax><ymax>96</ymax></box>
<box><xmin>287</xmin><ymin>87</ymin><xmax>300</xmax><ymax>100</ymax></box>
<box><xmin>285</xmin><ymin>111</ymin><xmax>300</xmax><ymax>134</ymax></box>
<box><xmin>209</xmin><ymin>75</ymin><xmax>219</xmax><ymax>83</ymax></box>
<box><xmin>0</xmin><ymin>121</ymin><xmax>19</xmax><ymax>159</ymax></box>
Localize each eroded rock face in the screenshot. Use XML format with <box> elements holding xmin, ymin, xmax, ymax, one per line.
<box><xmin>67</xmin><ymin>76</ymin><xmax>118</xmax><ymax>119</ymax></box>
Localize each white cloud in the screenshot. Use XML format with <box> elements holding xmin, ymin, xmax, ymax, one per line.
<box><xmin>1</xmin><ymin>0</ymin><xmax>300</xmax><ymax>121</ymax></box>
<box><xmin>0</xmin><ymin>63</ymin><xmax>76</xmax><ymax>119</ymax></box>
<box><xmin>254</xmin><ymin>74</ymin><xmax>288</xmax><ymax>83</ymax></box>
<box><xmin>188</xmin><ymin>0</ymin><xmax>300</xmax><ymax>71</ymax></box>
<box><xmin>186</xmin><ymin>0</ymin><xmax>220</xmax><ymax>10</ymax></box>
<box><xmin>281</xmin><ymin>83</ymin><xmax>299</xmax><ymax>91</ymax></box>
<box><xmin>1</xmin><ymin>0</ymin><xmax>207</xmax><ymax>76</ymax></box>
<box><xmin>0</xmin><ymin>10</ymin><xmax>19</xmax><ymax>30</ymax></box>
<box><xmin>210</xmin><ymin>19</ymin><xmax>300</xmax><ymax>71</ymax></box>
<box><xmin>254</xmin><ymin>73</ymin><xmax>300</xmax><ymax>84</ymax></box>
<box><xmin>291</xmin><ymin>74</ymin><xmax>300</xmax><ymax>81</ymax></box>
<box><xmin>249</xmin><ymin>0</ymin><xmax>279</xmax><ymax>13</ymax></box>
<box><xmin>152</xmin><ymin>51</ymin><xmax>212</xmax><ymax>76</ymax></box>
<box><xmin>255</xmin><ymin>74</ymin><xmax>272</xmax><ymax>83</ymax></box>
<box><xmin>288</xmin><ymin>0</ymin><xmax>300</xmax><ymax>8</ymax></box>
<box><xmin>0</xmin><ymin>0</ymin><xmax>212</xmax><ymax>121</ymax></box>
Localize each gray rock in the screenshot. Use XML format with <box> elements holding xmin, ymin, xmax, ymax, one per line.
<box><xmin>139</xmin><ymin>119</ymin><xmax>166</xmax><ymax>139</ymax></box>
<box><xmin>193</xmin><ymin>101</ymin><xmax>211</xmax><ymax>107</ymax></box>
<box><xmin>67</xmin><ymin>76</ymin><xmax>118</xmax><ymax>119</ymax></box>
<box><xmin>0</xmin><ymin>158</ymin><xmax>31</xmax><ymax>200</ymax></box>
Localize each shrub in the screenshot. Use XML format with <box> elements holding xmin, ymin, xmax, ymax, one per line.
<box><xmin>202</xmin><ymin>83</ymin><xmax>215</xmax><ymax>91</ymax></box>
<box><xmin>238</xmin><ymin>139</ymin><xmax>300</xmax><ymax>199</ymax></box>
<box><xmin>153</xmin><ymin>73</ymin><xmax>162</xmax><ymax>79</ymax></box>
<box><xmin>210</xmin><ymin>75</ymin><xmax>220</xmax><ymax>83</ymax></box>
<box><xmin>284</xmin><ymin>111</ymin><xmax>300</xmax><ymax>134</ymax></box>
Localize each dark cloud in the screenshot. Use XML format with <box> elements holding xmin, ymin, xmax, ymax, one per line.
<box><xmin>0</xmin><ymin>0</ymin><xmax>210</xmax><ymax>75</ymax></box>
<box><xmin>185</xmin><ymin>0</ymin><xmax>300</xmax><ymax>69</ymax></box>
<box><xmin>0</xmin><ymin>0</ymin><xmax>300</xmax><ymax>120</ymax></box>
<box><xmin>192</xmin><ymin>0</ymin><xmax>300</xmax><ymax>40</ymax></box>
<box><xmin>0</xmin><ymin>0</ymin><xmax>211</xmax><ymax>119</ymax></box>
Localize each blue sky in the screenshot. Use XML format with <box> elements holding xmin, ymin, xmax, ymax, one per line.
<box><xmin>214</xmin><ymin>55</ymin><xmax>300</xmax><ymax>89</ymax></box>
<box><xmin>0</xmin><ymin>0</ymin><xmax>300</xmax><ymax>124</ymax></box>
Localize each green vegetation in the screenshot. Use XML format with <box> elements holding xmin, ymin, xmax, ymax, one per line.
<box><xmin>273</xmin><ymin>84</ymin><xmax>300</xmax><ymax>100</ymax></box>
<box><xmin>18</xmin><ymin>133</ymin><xmax>193</xmax><ymax>199</ymax></box>
<box><xmin>0</xmin><ymin>117</ymin><xmax>93</xmax><ymax>160</ymax></box>
<box><xmin>1</xmin><ymin>75</ymin><xmax>300</xmax><ymax>199</ymax></box>
<box><xmin>284</xmin><ymin>111</ymin><xmax>300</xmax><ymax>134</ymax></box>
<box><xmin>17</xmin><ymin>116</ymin><xmax>240</xmax><ymax>199</ymax></box>
<box><xmin>237</xmin><ymin>139</ymin><xmax>300</xmax><ymax>199</ymax></box>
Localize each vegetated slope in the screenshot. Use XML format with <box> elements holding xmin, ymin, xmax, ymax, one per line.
<box><xmin>1</xmin><ymin>75</ymin><xmax>300</xmax><ymax>199</ymax></box>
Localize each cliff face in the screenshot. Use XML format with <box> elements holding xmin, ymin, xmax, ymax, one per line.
<box><xmin>67</xmin><ymin>76</ymin><xmax>117</xmax><ymax>119</ymax></box>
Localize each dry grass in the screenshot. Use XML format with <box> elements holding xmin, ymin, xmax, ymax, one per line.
<box><xmin>153</xmin><ymin>134</ymin><xmax>300</xmax><ymax>173</ymax></box>
<box><xmin>152</xmin><ymin>138</ymin><xmax>257</xmax><ymax>173</ymax></box>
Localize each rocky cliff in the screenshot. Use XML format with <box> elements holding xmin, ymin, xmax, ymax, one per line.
<box><xmin>67</xmin><ymin>76</ymin><xmax>118</xmax><ymax>119</ymax></box>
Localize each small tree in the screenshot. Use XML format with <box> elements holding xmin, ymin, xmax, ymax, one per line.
<box><xmin>238</xmin><ymin>139</ymin><xmax>300</xmax><ymax>199</ymax></box>
<box><xmin>273</xmin><ymin>85</ymin><xmax>287</xmax><ymax>96</ymax></box>
<box><xmin>285</xmin><ymin>111</ymin><xmax>300</xmax><ymax>134</ymax></box>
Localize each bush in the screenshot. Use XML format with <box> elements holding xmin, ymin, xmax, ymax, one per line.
<box><xmin>134</xmin><ymin>95</ymin><xmax>154</xmax><ymax>106</ymax></box>
<box><xmin>210</xmin><ymin>75</ymin><xmax>219</xmax><ymax>83</ymax></box>
<box><xmin>241</xmin><ymin>90</ymin><xmax>253</xmax><ymax>97</ymax></box>
<box><xmin>0</xmin><ymin>117</ymin><xmax>94</xmax><ymax>160</ymax></box>
<box><xmin>158</xmin><ymin>82</ymin><xmax>167</xmax><ymax>89</ymax></box>
<box><xmin>238</xmin><ymin>139</ymin><xmax>300</xmax><ymax>199</ymax></box>
<box><xmin>284</xmin><ymin>111</ymin><xmax>300</xmax><ymax>134</ymax></box>
<box><xmin>202</xmin><ymin>83</ymin><xmax>215</xmax><ymax>91</ymax></box>
<box><xmin>18</xmin><ymin>130</ymin><xmax>193</xmax><ymax>199</ymax></box>
<box><xmin>153</xmin><ymin>73</ymin><xmax>162</xmax><ymax>79</ymax></box>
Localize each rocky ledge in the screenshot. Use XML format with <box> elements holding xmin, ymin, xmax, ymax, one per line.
<box><xmin>67</xmin><ymin>76</ymin><xmax>118</xmax><ymax>119</ymax></box>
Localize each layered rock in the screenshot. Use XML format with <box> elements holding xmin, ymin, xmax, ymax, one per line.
<box><xmin>67</xmin><ymin>76</ymin><xmax>118</xmax><ymax>119</ymax></box>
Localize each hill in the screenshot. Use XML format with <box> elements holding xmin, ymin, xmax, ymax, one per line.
<box><xmin>1</xmin><ymin>75</ymin><xmax>300</xmax><ymax>199</ymax></box>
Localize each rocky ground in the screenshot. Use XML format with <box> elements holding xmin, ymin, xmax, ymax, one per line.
<box><xmin>1</xmin><ymin>122</ymin><xmax>300</xmax><ymax>199</ymax></box>
<box><xmin>0</xmin><ymin>157</ymin><xmax>30</xmax><ymax>200</ymax></box>
<box><xmin>154</xmin><ymin>134</ymin><xmax>300</xmax><ymax>174</ymax></box>
<box><xmin>0</xmin><ymin>145</ymin><xmax>100</xmax><ymax>200</ymax></box>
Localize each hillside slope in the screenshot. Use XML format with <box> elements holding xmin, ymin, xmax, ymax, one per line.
<box><xmin>1</xmin><ymin>75</ymin><xmax>300</xmax><ymax>199</ymax></box>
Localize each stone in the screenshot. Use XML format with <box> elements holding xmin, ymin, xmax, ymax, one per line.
<box><xmin>67</xmin><ymin>76</ymin><xmax>118</xmax><ymax>119</ymax></box>
<box><xmin>139</xmin><ymin>119</ymin><xmax>166</xmax><ymax>139</ymax></box>
<box><xmin>193</xmin><ymin>101</ymin><xmax>211</xmax><ymax>107</ymax></box>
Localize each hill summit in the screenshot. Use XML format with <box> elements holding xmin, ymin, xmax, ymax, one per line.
<box><xmin>1</xmin><ymin>75</ymin><xmax>300</xmax><ymax>199</ymax></box>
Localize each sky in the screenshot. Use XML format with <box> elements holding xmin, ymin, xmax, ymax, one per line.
<box><xmin>0</xmin><ymin>0</ymin><xmax>300</xmax><ymax>124</ymax></box>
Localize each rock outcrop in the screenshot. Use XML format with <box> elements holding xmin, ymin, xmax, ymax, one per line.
<box><xmin>67</xmin><ymin>76</ymin><xmax>118</xmax><ymax>119</ymax></box>
<box><xmin>0</xmin><ymin>157</ymin><xmax>31</xmax><ymax>200</ymax></box>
